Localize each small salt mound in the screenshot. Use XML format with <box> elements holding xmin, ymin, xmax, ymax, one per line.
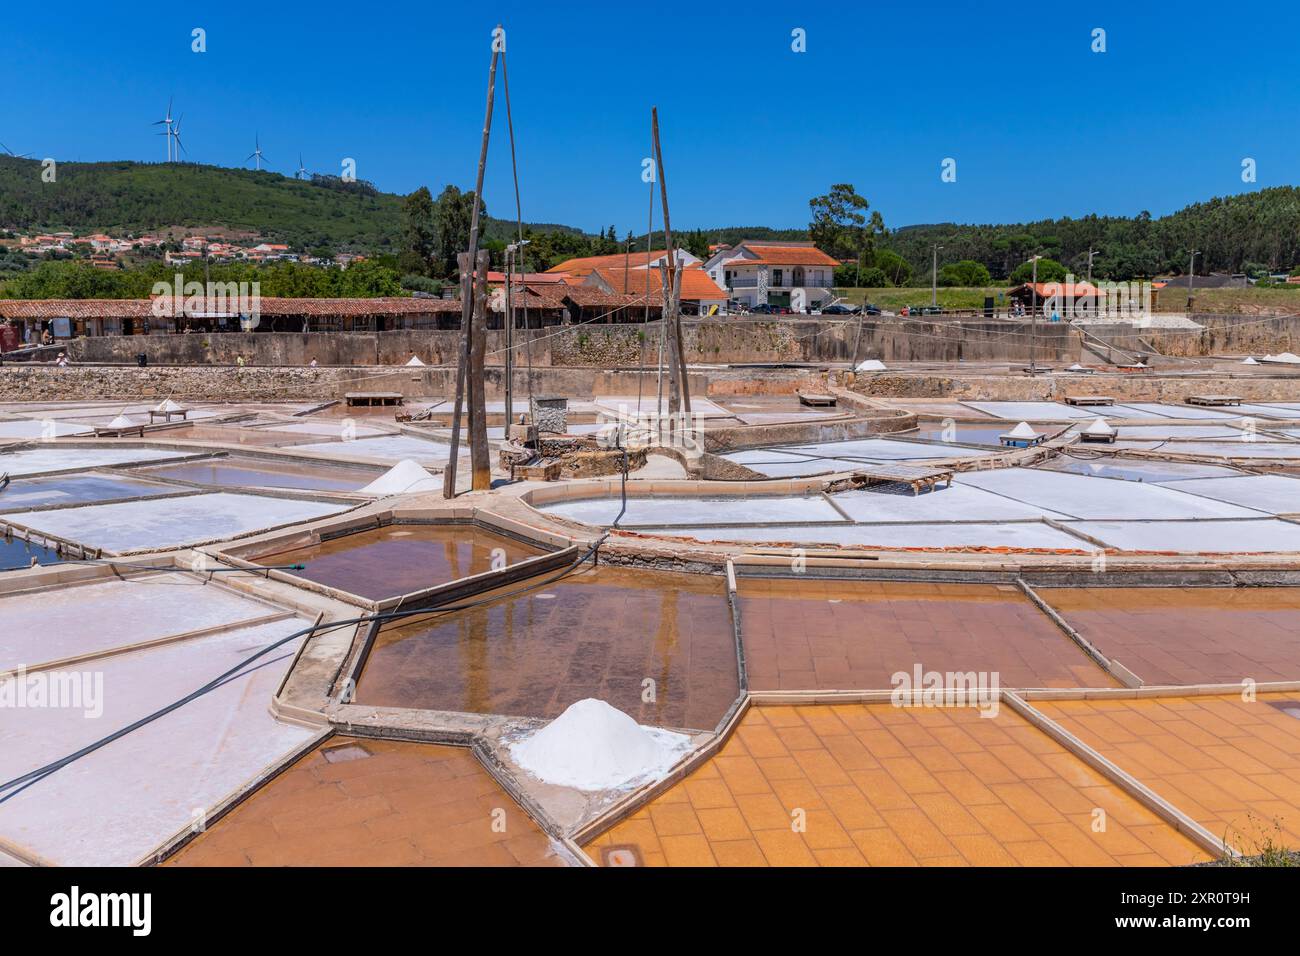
<box><xmin>855</xmin><ymin>359</ymin><xmax>887</xmax><ymax>372</ymax></box>
<box><xmin>1267</xmin><ymin>352</ymin><xmax>1300</xmax><ymax>364</ymax></box>
<box><xmin>107</xmin><ymin>413</ymin><xmax>135</xmax><ymax>429</ymax></box>
<box><xmin>359</xmin><ymin>459</ymin><xmax>439</xmax><ymax>495</ymax></box>
<box><xmin>405</xmin><ymin>355</ymin><xmax>425</xmax><ymax>366</ymax></box>
<box><xmin>155</xmin><ymin>398</ymin><xmax>184</xmax><ymax>412</ymax></box>
<box><xmin>510</xmin><ymin>698</ymin><xmax>692</xmax><ymax>792</ymax></box>
<box><xmin>1084</xmin><ymin>417</ymin><xmax>1114</xmax><ymax>436</ymax></box>
<box><xmin>1066</xmin><ymin>363</ymin><xmax>1087</xmax><ymax>372</ymax></box>
<box><xmin>1007</xmin><ymin>421</ymin><xmax>1038</xmax><ymax>439</ymax></box>
<box><xmin>1241</xmin><ymin>357</ymin><xmax>1259</xmax><ymax>365</ymax></box>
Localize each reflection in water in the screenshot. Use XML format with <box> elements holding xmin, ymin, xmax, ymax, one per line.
<box><xmin>0</xmin><ymin>535</ymin><xmax>62</xmax><ymax>570</ymax></box>
<box><xmin>254</xmin><ymin>524</ymin><xmax>541</xmax><ymax>601</ymax></box>
<box><xmin>359</xmin><ymin>566</ymin><xmax>738</xmax><ymax>730</ymax></box>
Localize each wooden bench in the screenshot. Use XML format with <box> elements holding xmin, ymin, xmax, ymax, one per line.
<box><xmin>514</xmin><ymin>457</ymin><xmax>562</xmax><ymax>481</ymax></box>
<box><xmin>346</xmin><ymin>392</ymin><xmax>403</xmax><ymax>407</ymax></box>
<box><xmin>797</xmin><ymin>392</ymin><xmax>837</xmax><ymax>407</ymax></box>
<box><xmin>147</xmin><ymin>409</ymin><xmax>187</xmax><ymax>423</ymax></box>
<box><xmin>1186</xmin><ymin>395</ymin><xmax>1242</xmax><ymax>407</ymax></box>
<box><xmin>1064</xmin><ymin>395</ymin><xmax>1114</xmax><ymax>406</ymax></box>
<box><xmin>849</xmin><ymin>464</ymin><xmax>954</xmax><ymax>496</ymax></box>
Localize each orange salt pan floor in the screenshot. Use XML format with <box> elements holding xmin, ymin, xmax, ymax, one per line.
<box><xmin>738</xmin><ymin>579</ymin><xmax>1116</xmax><ymax>690</ymax></box>
<box><xmin>166</xmin><ymin>737</ymin><xmax>563</xmax><ymax>867</ymax></box>
<box><xmin>586</xmin><ymin>703</ymin><xmax>1208</xmax><ymax>867</ymax></box>
<box><xmin>1038</xmin><ymin>588</ymin><xmax>1300</xmax><ymax>685</ymax></box>
<box><xmin>1033</xmin><ymin>693</ymin><xmax>1300</xmax><ymax>851</ymax></box>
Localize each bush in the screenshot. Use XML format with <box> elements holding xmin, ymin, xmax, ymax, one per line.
<box><xmin>400</xmin><ymin>273</ymin><xmax>441</xmax><ymax>294</ymax></box>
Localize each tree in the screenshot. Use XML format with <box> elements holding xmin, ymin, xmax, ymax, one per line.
<box><xmin>938</xmin><ymin>259</ymin><xmax>992</xmax><ymax>287</ymax></box>
<box><xmin>1009</xmin><ymin>257</ymin><xmax>1068</xmax><ymax>284</ymax></box>
<box><xmin>873</xmin><ymin>249</ymin><xmax>913</xmax><ymax>286</ymax></box>
<box><xmin>400</xmin><ymin>186</ymin><xmax>436</xmax><ymax>276</ymax></box>
<box><xmin>431</xmin><ymin>185</ymin><xmax>486</xmax><ymax>278</ymax></box>
<box><xmin>808</xmin><ymin>184</ymin><xmax>883</xmax><ymax>261</ymax></box>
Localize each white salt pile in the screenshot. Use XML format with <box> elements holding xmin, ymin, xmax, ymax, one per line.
<box><xmin>1084</xmin><ymin>417</ymin><xmax>1115</xmax><ymax>436</ymax></box>
<box><xmin>359</xmin><ymin>459</ymin><xmax>439</xmax><ymax>495</ymax></box>
<box><xmin>1241</xmin><ymin>357</ymin><xmax>1259</xmax><ymax>365</ymax></box>
<box><xmin>155</xmin><ymin>398</ymin><xmax>184</xmax><ymax>412</ymax></box>
<box><xmin>509</xmin><ymin>698</ymin><xmax>692</xmax><ymax>792</ymax></box>
<box><xmin>1263</xmin><ymin>352</ymin><xmax>1300</xmax><ymax>364</ymax></box>
<box><xmin>107</xmin><ymin>413</ymin><xmax>136</xmax><ymax>429</ymax></box>
<box><xmin>1007</xmin><ymin>421</ymin><xmax>1039</xmax><ymax>439</ymax></box>
<box><xmin>406</xmin><ymin>355</ymin><xmax>425</xmax><ymax>366</ymax></box>
<box><xmin>855</xmin><ymin>359</ymin><xmax>887</xmax><ymax>372</ymax></box>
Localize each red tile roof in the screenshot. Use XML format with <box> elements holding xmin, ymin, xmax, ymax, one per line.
<box><xmin>544</xmin><ymin>250</ymin><xmax>671</xmax><ymax>276</ymax></box>
<box><xmin>722</xmin><ymin>243</ymin><xmax>840</xmax><ymax>267</ymax></box>
<box><xmin>589</xmin><ymin>265</ymin><xmax>726</xmax><ymax>302</ymax></box>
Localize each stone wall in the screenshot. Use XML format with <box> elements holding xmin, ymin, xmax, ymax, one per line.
<box><xmin>0</xmin><ymin>364</ymin><xmax>705</xmax><ymax>403</ymax></box>
<box><xmin>59</xmin><ymin>316</ymin><xmax>1079</xmax><ymax>369</ymax></box>
<box><xmin>843</xmin><ymin>370</ymin><xmax>1300</xmax><ymax>404</ymax></box>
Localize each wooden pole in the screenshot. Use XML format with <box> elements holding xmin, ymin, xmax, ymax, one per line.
<box><xmin>443</xmin><ymin>42</ymin><xmax>500</xmax><ymax>498</ymax></box>
<box><xmin>469</xmin><ymin>248</ymin><xmax>491</xmax><ymax>490</ymax></box>
<box><xmin>504</xmin><ymin>244</ymin><xmax>514</xmax><ymax>425</ymax></box>
<box><xmin>443</xmin><ymin>254</ymin><xmax>472</xmax><ymax>498</ymax></box>
<box><xmin>650</xmin><ymin>108</ymin><xmax>691</xmax><ymax>418</ymax></box>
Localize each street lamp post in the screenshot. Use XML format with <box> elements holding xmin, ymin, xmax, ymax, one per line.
<box><xmin>931</xmin><ymin>244</ymin><xmax>943</xmax><ymax>309</ymax></box>
<box><xmin>502</xmin><ymin>238</ymin><xmax>531</xmax><ymax>426</ymax></box>
<box><xmin>1028</xmin><ymin>254</ymin><xmax>1043</xmax><ymax>374</ymax></box>
<box><xmin>1187</xmin><ymin>250</ymin><xmax>1199</xmax><ymax>313</ymax></box>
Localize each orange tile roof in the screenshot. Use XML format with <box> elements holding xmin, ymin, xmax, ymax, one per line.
<box><xmin>723</xmin><ymin>243</ymin><xmax>840</xmax><ymax>267</ymax></box>
<box><xmin>1012</xmin><ymin>282</ymin><xmax>1104</xmax><ymax>297</ymax></box>
<box><xmin>544</xmin><ymin>250</ymin><xmax>671</xmax><ymax>276</ymax></box>
<box><xmin>592</xmin><ymin>265</ymin><xmax>726</xmax><ymax>301</ymax></box>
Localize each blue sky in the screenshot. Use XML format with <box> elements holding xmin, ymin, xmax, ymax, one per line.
<box><xmin>3</xmin><ymin>1</ymin><xmax>1298</xmax><ymax>234</ymax></box>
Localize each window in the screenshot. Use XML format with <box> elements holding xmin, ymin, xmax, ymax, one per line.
<box><xmin>773</xmin><ymin>269</ymin><xmax>784</xmax><ymax>286</ymax></box>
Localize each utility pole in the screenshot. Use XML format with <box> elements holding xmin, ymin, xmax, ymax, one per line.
<box><xmin>503</xmin><ymin>243</ymin><xmax>514</xmax><ymax>425</ymax></box>
<box><xmin>1029</xmin><ymin>254</ymin><xmax>1043</xmax><ymax>374</ymax></box>
<box><xmin>651</xmin><ymin>107</ymin><xmax>691</xmax><ymax>422</ymax></box>
<box><xmin>931</xmin><ymin>244</ymin><xmax>942</xmax><ymax>308</ymax></box>
<box><xmin>1086</xmin><ymin>247</ymin><xmax>1097</xmax><ymax>284</ymax></box>
<box><xmin>444</xmin><ymin>36</ymin><xmax>500</xmax><ymax>498</ymax></box>
<box><xmin>1187</xmin><ymin>250</ymin><xmax>1199</xmax><ymax>313</ymax></box>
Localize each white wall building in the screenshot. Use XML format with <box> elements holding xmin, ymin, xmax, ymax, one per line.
<box><xmin>703</xmin><ymin>241</ymin><xmax>840</xmax><ymax>311</ymax></box>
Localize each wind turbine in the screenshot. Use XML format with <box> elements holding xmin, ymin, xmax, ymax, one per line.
<box><xmin>170</xmin><ymin>115</ymin><xmax>187</xmax><ymax>160</ymax></box>
<box><xmin>152</xmin><ymin>97</ymin><xmax>175</xmax><ymax>161</ymax></box>
<box><xmin>295</xmin><ymin>153</ymin><xmax>308</xmax><ymax>179</ymax></box>
<box><xmin>0</xmin><ymin>142</ymin><xmax>33</xmax><ymax>159</ymax></box>
<box><xmin>246</xmin><ymin>134</ymin><xmax>267</xmax><ymax>171</ymax></box>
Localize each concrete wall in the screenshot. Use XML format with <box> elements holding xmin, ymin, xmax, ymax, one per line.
<box><xmin>843</xmin><ymin>370</ymin><xmax>1300</xmax><ymax>404</ymax></box>
<box><xmin>1085</xmin><ymin>314</ymin><xmax>1300</xmax><ymax>359</ymax></box>
<box><xmin>0</xmin><ymin>363</ymin><xmax>711</xmax><ymax>403</ymax></box>
<box><xmin>61</xmin><ymin>316</ymin><xmax>1079</xmax><ymax>368</ymax></box>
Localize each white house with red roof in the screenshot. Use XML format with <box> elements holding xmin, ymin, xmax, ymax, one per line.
<box><xmin>703</xmin><ymin>241</ymin><xmax>840</xmax><ymax>311</ymax></box>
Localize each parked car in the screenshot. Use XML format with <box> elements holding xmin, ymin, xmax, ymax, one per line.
<box><xmin>863</xmin><ymin>303</ymin><xmax>881</xmax><ymax>315</ymax></box>
<box><xmin>821</xmin><ymin>304</ymin><xmax>859</xmax><ymax>315</ymax></box>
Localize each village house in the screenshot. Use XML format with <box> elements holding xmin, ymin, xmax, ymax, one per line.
<box><xmin>702</xmin><ymin>240</ymin><xmax>840</xmax><ymax>312</ymax></box>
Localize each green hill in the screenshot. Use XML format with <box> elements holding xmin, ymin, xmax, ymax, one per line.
<box><xmin>0</xmin><ymin>157</ymin><xmax>583</xmax><ymax>252</ymax></box>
